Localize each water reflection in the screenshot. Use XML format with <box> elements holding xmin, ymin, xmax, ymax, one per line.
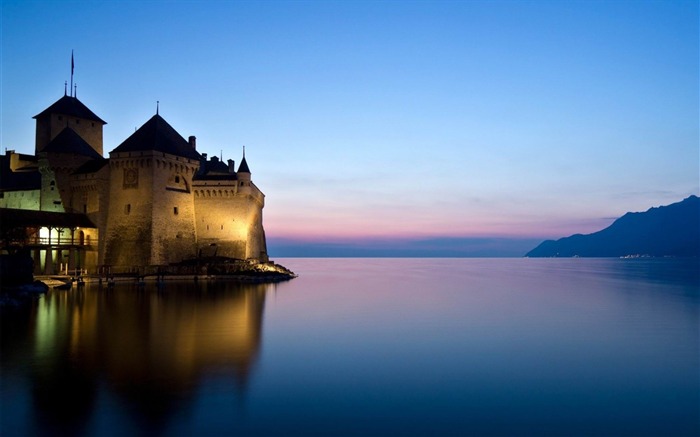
<box><xmin>2</xmin><ymin>259</ymin><xmax>698</xmax><ymax>436</ymax></box>
<box><xmin>9</xmin><ymin>281</ymin><xmax>270</xmax><ymax>436</ymax></box>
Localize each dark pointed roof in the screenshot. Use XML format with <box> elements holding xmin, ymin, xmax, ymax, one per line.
<box><xmin>73</xmin><ymin>158</ymin><xmax>109</xmax><ymax>175</ymax></box>
<box><xmin>42</xmin><ymin>127</ymin><xmax>103</xmax><ymax>159</ymax></box>
<box><xmin>33</xmin><ymin>95</ymin><xmax>106</xmax><ymax>124</ymax></box>
<box><xmin>238</xmin><ymin>156</ymin><xmax>250</xmax><ymax>173</ymax></box>
<box><xmin>110</xmin><ymin>114</ymin><xmax>201</xmax><ymax>160</ymax></box>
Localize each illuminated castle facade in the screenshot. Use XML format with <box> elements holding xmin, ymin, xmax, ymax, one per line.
<box><xmin>0</xmin><ymin>91</ymin><xmax>268</xmax><ymax>273</ymax></box>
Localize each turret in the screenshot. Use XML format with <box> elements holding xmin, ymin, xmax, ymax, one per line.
<box><xmin>237</xmin><ymin>149</ymin><xmax>251</xmax><ymax>185</ymax></box>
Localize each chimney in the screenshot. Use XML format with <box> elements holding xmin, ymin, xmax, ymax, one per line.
<box><xmin>227</xmin><ymin>159</ymin><xmax>235</xmax><ymax>174</ymax></box>
<box><xmin>188</xmin><ymin>136</ymin><xmax>196</xmax><ymax>149</ymax></box>
<box><xmin>201</xmin><ymin>153</ymin><xmax>207</xmax><ymax>160</ymax></box>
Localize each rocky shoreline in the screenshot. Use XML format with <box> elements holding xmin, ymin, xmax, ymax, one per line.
<box><xmin>109</xmin><ymin>257</ymin><xmax>298</xmax><ymax>282</ymax></box>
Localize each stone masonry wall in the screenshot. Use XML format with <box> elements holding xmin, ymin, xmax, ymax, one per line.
<box><xmin>103</xmin><ymin>154</ymin><xmax>155</xmax><ymax>267</ymax></box>
<box><xmin>0</xmin><ymin>189</ymin><xmax>40</xmax><ymax>210</ymax></box>
<box><xmin>149</xmin><ymin>155</ymin><xmax>198</xmax><ymax>265</ymax></box>
<box><xmin>193</xmin><ymin>181</ymin><xmax>265</xmax><ymax>260</ymax></box>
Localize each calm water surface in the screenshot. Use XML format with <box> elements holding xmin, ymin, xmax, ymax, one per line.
<box><xmin>1</xmin><ymin>258</ymin><xmax>698</xmax><ymax>436</ymax></box>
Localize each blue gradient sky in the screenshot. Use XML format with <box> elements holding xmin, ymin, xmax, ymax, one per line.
<box><xmin>2</xmin><ymin>1</ymin><xmax>698</xmax><ymax>255</ymax></box>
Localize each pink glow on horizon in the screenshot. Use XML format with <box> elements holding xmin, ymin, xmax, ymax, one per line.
<box><xmin>263</xmin><ymin>214</ymin><xmax>616</xmax><ymax>241</ymax></box>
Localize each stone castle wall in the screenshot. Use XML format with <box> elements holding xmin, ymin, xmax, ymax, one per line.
<box><xmin>0</xmin><ymin>189</ymin><xmax>40</xmax><ymax>210</ymax></box>
<box><xmin>103</xmin><ymin>155</ymin><xmax>155</xmax><ymax>267</ymax></box>
<box><xmin>103</xmin><ymin>152</ymin><xmax>201</xmax><ymax>267</ymax></box>
<box><xmin>70</xmin><ymin>165</ymin><xmax>110</xmax><ymax>265</ymax></box>
<box><xmin>149</xmin><ymin>155</ymin><xmax>199</xmax><ymax>265</ymax></box>
<box><xmin>192</xmin><ymin>176</ymin><xmax>267</xmax><ymax>261</ymax></box>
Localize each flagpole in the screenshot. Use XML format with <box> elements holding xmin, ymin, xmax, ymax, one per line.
<box><xmin>70</xmin><ymin>50</ymin><xmax>74</xmax><ymax>97</ymax></box>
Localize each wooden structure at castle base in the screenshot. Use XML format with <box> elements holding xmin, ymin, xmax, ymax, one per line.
<box><xmin>0</xmin><ymin>208</ymin><xmax>97</xmax><ymax>275</ymax></box>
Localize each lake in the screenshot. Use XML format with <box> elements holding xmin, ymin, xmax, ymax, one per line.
<box><xmin>1</xmin><ymin>258</ymin><xmax>698</xmax><ymax>436</ymax></box>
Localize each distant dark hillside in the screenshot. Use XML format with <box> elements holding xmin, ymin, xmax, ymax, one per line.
<box><xmin>526</xmin><ymin>195</ymin><xmax>700</xmax><ymax>257</ymax></box>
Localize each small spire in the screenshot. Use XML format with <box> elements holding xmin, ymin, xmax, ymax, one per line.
<box><xmin>238</xmin><ymin>146</ymin><xmax>250</xmax><ymax>173</ymax></box>
<box><xmin>156</xmin><ymin>100</ymin><xmax>159</xmax><ymax>115</ymax></box>
<box><xmin>64</xmin><ymin>81</ymin><xmax>67</xmax><ymax>96</ymax></box>
<box><xmin>74</xmin><ymin>84</ymin><xmax>77</xmax><ymax>98</ymax></box>
<box><xmin>220</xmin><ymin>149</ymin><xmax>223</xmax><ymax>160</ymax></box>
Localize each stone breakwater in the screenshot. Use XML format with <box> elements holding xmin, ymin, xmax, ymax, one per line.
<box><xmin>104</xmin><ymin>257</ymin><xmax>297</xmax><ymax>283</ymax></box>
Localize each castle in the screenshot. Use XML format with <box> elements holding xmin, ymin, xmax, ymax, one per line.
<box><xmin>0</xmin><ymin>89</ymin><xmax>268</xmax><ymax>275</ymax></box>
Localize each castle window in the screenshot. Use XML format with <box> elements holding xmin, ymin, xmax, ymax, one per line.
<box><xmin>75</xmin><ymin>119</ymin><xmax>80</xmax><ymax>124</ymax></box>
<box><xmin>221</xmin><ymin>225</ymin><xmax>224</xmax><ymax>230</ymax></box>
<box><xmin>83</xmin><ymin>204</ymin><xmax>87</xmax><ymax>213</ymax></box>
<box><xmin>174</xmin><ymin>207</ymin><xmax>179</xmax><ymax>215</ymax></box>
<box><xmin>91</xmin><ymin>122</ymin><xmax>95</xmax><ymax>127</ymax></box>
<box><xmin>125</xmin><ymin>204</ymin><xmax>131</xmax><ymax>214</ymax></box>
<box><xmin>175</xmin><ymin>176</ymin><xmax>180</xmax><ymax>183</ymax></box>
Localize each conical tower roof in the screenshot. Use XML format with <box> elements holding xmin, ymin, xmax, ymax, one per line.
<box><xmin>110</xmin><ymin>114</ymin><xmax>200</xmax><ymax>160</ymax></box>
<box><xmin>238</xmin><ymin>156</ymin><xmax>250</xmax><ymax>173</ymax></box>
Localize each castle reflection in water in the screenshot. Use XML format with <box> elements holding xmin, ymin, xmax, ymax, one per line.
<box><xmin>6</xmin><ymin>281</ymin><xmax>270</xmax><ymax>436</ymax></box>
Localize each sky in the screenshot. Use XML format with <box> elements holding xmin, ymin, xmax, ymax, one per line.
<box><xmin>1</xmin><ymin>0</ymin><xmax>698</xmax><ymax>256</ymax></box>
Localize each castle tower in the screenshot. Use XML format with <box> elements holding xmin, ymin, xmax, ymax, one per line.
<box><xmin>192</xmin><ymin>150</ymin><xmax>268</xmax><ymax>262</ymax></box>
<box><xmin>38</xmin><ymin>127</ymin><xmax>104</xmax><ymax>212</ymax></box>
<box><xmin>103</xmin><ymin>113</ymin><xmax>200</xmax><ymax>267</ymax></box>
<box><xmin>236</xmin><ymin>155</ymin><xmax>268</xmax><ymax>261</ymax></box>
<box><xmin>33</xmin><ymin>94</ymin><xmax>106</xmax><ymax>156</ymax></box>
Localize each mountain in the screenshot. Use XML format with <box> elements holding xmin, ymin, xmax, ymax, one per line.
<box><xmin>526</xmin><ymin>195</ymin><xmax>700</xmax><ymax>257</ymax></box>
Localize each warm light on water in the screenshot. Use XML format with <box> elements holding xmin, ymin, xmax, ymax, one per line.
<box><xmin>1</xmin><ymin>258</ymin><xmax>698</xmax><ymax>436</ymax></box>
